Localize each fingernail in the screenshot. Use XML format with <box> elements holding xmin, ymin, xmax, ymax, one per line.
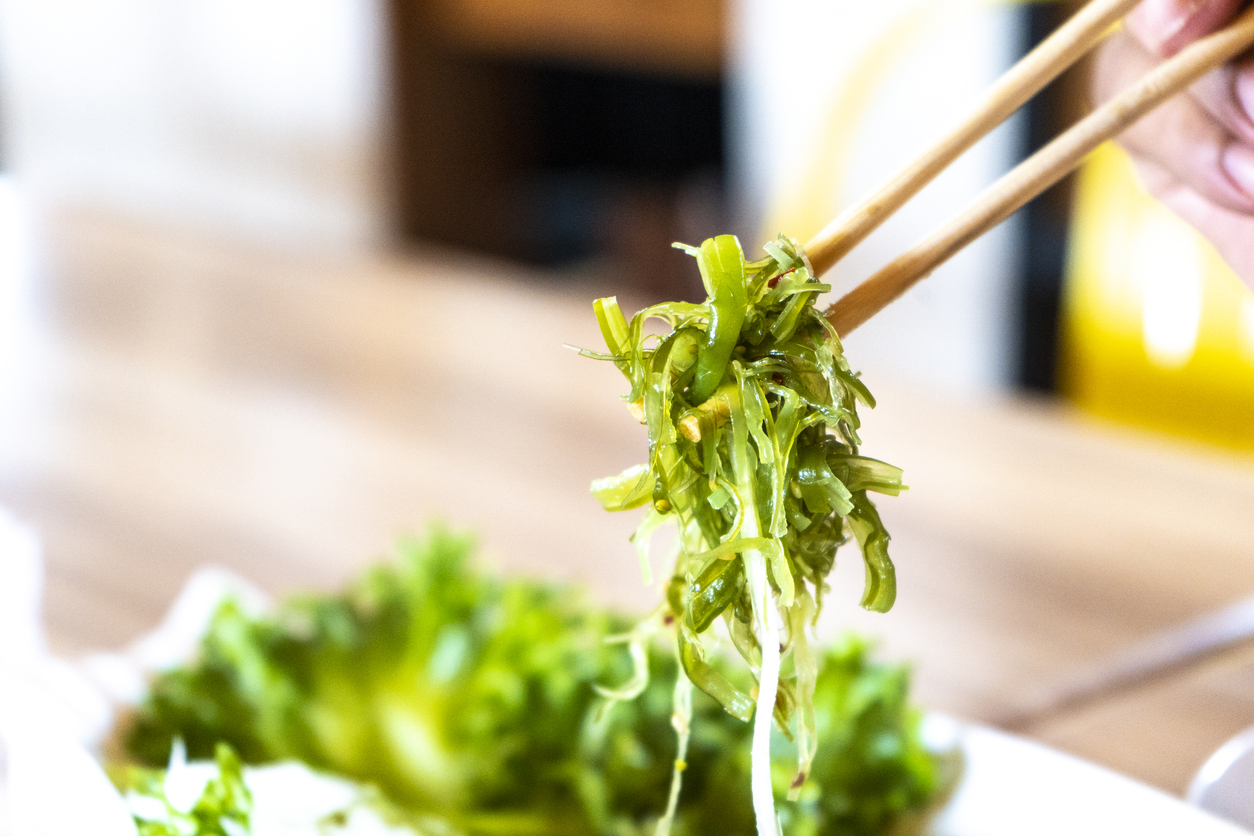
<box><xmin>1222</xmin><ymin>144</ymin><xmax>1254</xmax><ymax>199</ymax></box>
<box><xmin>1163</xmin><ymin>0</ymin><xmax>1206</xmax><ymax>40</ymax></box>
<box><xmin>1136</xmin><ymin>0</ymin><xmax>1206</xmax><ymax>52</ymax></box>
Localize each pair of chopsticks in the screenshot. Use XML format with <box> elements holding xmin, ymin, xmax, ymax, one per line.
<box><xmin>809</xmin><ymin>0</ymin><xmax>1254</xmax><ymax>337</ymax></box>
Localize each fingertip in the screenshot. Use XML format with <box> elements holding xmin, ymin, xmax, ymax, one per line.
<box><xmin>1126</xmin><ymin>0</ymin><xmax>1203</xmax><ymax>53</ymax></box>
<box><xmin>1126</xmin><ymin>0</ymin><xmax>1243</xmax><ymax>56</ymax></box>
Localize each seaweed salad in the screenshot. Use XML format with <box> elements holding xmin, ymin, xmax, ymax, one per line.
<box><xmin>584</xmin><ymin>234</ymin><xmax>905</xmax><ymax>834</ymax></box>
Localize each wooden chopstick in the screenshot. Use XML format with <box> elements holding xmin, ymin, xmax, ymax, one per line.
<box><xmin>996</xmin><ymin>593</ymin><xmax>1254</xmax><ymax>731</ymax></box>
<box><xmin>824</xmin><ymin>4</ymin><xmax>1254</xmax><ymax>338</ymax></box>
<box><xmin>804</xmin><ymin>0</ymin><xmax>1140</xmax><ymax>278</ymax></box>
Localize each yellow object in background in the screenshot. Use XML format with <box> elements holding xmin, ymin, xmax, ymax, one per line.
<box><xmin>1061</xmin><ymin>142</ymin><xmax>1254</xmax><ymax>450</ymax></box>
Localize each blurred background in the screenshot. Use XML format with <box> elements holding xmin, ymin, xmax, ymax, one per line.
<box><xmin>4</xmin><ymin>0</ymin><xmax>1251</xmax><ymax>422</ymax></box>
<box><xmin>4</xmin><ymin>0</ymin><xmax>1254</xmax><ymax>806</ymax></box>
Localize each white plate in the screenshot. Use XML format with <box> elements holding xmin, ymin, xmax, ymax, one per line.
<box><xmin>4</xmin><ymin>716</ymin><xmax>1246</xmax><ymax>836</ymax></box>
<box><xmin>932</xmin><ymin>723</ymin><xmax>1249</xmax><ymax>836</ymax></box>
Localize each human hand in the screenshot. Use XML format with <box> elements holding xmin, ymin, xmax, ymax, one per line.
<box><xmin>1092</xmin><ymin>0</ymin><xmax>1254</xmax><ymax>287</ymax></box>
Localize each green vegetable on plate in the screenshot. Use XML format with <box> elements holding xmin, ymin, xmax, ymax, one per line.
<box><xmin>119</xmin><ymin>527</ymin><xmax>944</xmax><ymax>836</ymax></box>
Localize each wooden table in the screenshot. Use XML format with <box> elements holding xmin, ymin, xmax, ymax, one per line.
<box><xmin>4</xmin><ymin>211</ymin><xmax>1254</xmax><ymax>796</ymax></box>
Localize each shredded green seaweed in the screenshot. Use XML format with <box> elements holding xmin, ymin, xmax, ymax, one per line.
<box><xmin>584</xmin><ymin>235</ymin><xmax>905</xmax><ymax>829</ymax></box>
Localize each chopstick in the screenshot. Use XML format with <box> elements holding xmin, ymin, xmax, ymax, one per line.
<box><xmin>817</xmin><ymin>2</ymin><xmax>1254</xmax><ymax>338</ymax></box>
<box><xmin>805</xmin><ymin>0</ymin><xmax>1139</xmax><ymax>279</ymax></box>
<box><xmin>996</xmin><ymin>593</ymin><xmax>1254</xmax><ymax>731</ymax></box>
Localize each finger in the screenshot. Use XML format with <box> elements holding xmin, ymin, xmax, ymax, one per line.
<box><xmin>1123</xmin><ymin>86</ymin><xmax>1254</xmax><ymax>213</ymax></box>
<box><xmin>1095</xmin><ymin>29</ymin><xmax>1254</xmax><ymax>212</ymax></box>
<box><xmin>1178</xmin><ymin>57</ymin><xmax>1254</xmax><ymax>145</ymax></box>
<box><xmin>1134</xmin><ymin>157</ymin><xmax>1254</xmax><ymax>286</ymax></box>
<box><xmin>1125</xmin><ymin>1</ymin><xmax>1254</xmax><ymax>144</ymax></box>
<box><xmin>1125</xmin><ymin>0</ymin><xmax>1245</xmax><ymax>58</ymax></box>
